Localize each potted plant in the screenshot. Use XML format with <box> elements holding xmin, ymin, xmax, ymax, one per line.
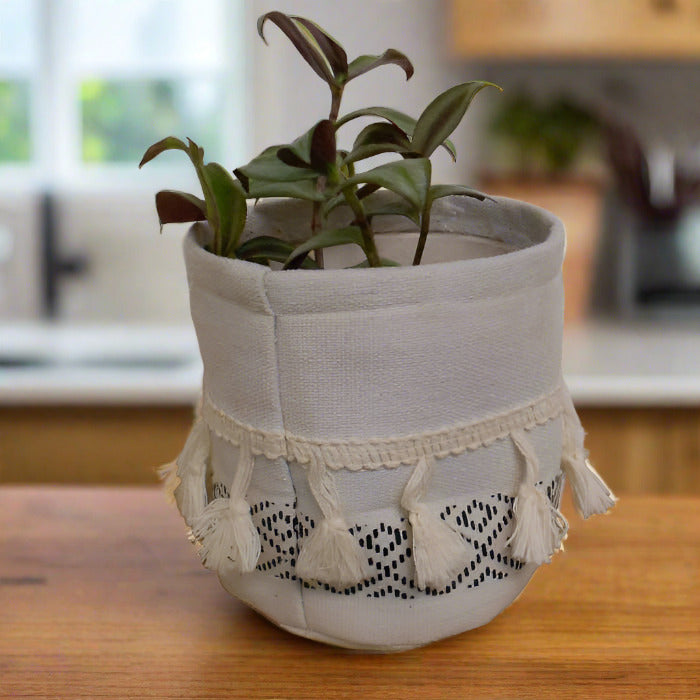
<box><xmin>141</xmin><ymin>11</ymin><xmax>615</xmax><ymax>652</ymax></box>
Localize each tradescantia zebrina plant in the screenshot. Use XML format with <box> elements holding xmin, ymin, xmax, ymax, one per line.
<box><xmin>139</xmin><ymin>11</ymin><xmax>500</xmax><ymax>269</ymax></box>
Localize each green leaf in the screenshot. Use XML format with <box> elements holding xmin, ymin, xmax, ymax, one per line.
<box><xmin>283</xmin><ymin>226</ymin><xmax>364</xmax><ymax>269</ymax></box>
<box><xmin>335</xmin><ymin>106</ymin><xmax>456</xmax><ymax>160</ymax></box>
<box><xmin>345</xmin><ymin>49</ymin><xmax>414</xmax><ymax>82</ymax></box>
<box><xmin>344</xmin><ymin>122</ymin><xmax>413</xmax><ymax>165</ymax></box>
<box><xmin>139</xmin><ymin>136</ymin><xmax>187</xmax><ymax>168</ymax></box>
<box><xmin>291</xmin><ymin>16</ymin><xmax>347</xmax><ymax>78</ymax></box>
<box><xmin>344</xmin><ymin>143</ymin><xmax>413</xmax><ymax>165</ymax></box>
<box><xmin>412</xmin><ymin>81</ymin><xmax>501</xmax><ymax>157</ymax></box>
<box><xmin>348</xmin><ymin>257</ymin><xmax>400</xmax><ymax>268</ymax></box>
<box><xmin>236</xmin><ymin>236</ymin><xmax>318</xmax><ymax>268</ymax></box>
<box><xmin>353</xmin><ymin>122</ymin><xmax>411</xmax><ymax>150</ymax></box>
<box><xmin>246</xmin><ymin>179</ymin><xmax>326</xmax><ymax>202</ymax></box>
<box><xmin>154</xmin><ymin>190</ymin><xmax>206</xmax><ymax>228</ymax></box>
<box><xmin>257</xmin><ymin>12</ymin><xmax>335</xmax><ymax>85</ymax></box>
<box><xmin>203</xmin><ymin>162</ymin><xmax>247</xmax><ymax>256</ymax></box>
<box><xmin>345</xmin><ymin>158</ymin><xmax>431</xmax><ymax>210</ymax></box>
<box><xmin>235</xmin><ymin>146</ymin><xmax>317</xmax><ymax>189</ymax></box>
<box><xmin>428</xmin><ymin>184</ymin><xmax>491</xmax><ymax>203</ymax></box>
<box><xmin>336</xmin><ymin>106</ymin><xmax>416</xmax><ymax>132</ymax></box>
<box><xmin>363</xmin><ymin>195</ymin><xmax>420</xmax><ymax>226</ymax></box>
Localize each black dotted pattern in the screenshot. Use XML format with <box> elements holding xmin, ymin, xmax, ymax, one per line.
<box><xmin>212</xmin><ymin>473</ymin><xmax>564</xmax><ymax>599</ymax></box>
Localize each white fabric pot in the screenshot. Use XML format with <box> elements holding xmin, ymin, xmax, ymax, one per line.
<box><xmin>164</xmin><ymin>195</ymin><xmax>614</xmax><ymax>652</ymax></box>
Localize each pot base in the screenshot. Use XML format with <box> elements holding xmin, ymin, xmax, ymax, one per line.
<box><xmin>218</xmin><ymin>563</ymin><xmax>538</xmax><ymax>651</ymax></box>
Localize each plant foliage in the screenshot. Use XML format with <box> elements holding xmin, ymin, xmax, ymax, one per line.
<box><xmin>140</xmin><ymin>11</ymin><xmax>500</xmax><ymax>266</ymax></box>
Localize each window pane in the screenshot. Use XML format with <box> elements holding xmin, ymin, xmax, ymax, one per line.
<box><xmin>0</xmin><ymin>0</ymin><xmax>37</xmax><ymax>70</ymax></box>
<box><xmin>80</xmin><ymin>78</ymin><xmax>224</xmax><ymax>164</ymax></box>
<box><xmin>0</xmin><ymin>80</ymin><xmax>31</xmax><ymax>161</ymax></box>
<box><xmin>65</xmin><ymin>0</ymin><xmax>226</xmax><ymax>72</ymax></box>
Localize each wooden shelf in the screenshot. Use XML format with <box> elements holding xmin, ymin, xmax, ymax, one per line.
<box><xmin>450</xmin><ymin>0</ymin><xmax>700</xmax><ymax>59</ymax></box>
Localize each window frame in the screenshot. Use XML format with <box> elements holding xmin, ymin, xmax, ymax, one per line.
<box><xmin>0</xmin><ymin>0</ymin><xmax>247</xmax><ymax>191</ymax></box>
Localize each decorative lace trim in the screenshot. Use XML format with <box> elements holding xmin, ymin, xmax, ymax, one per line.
<box><xmin>200</xmin><ymin>383</ymin><xmax>566</xmax><ymax>472</ymax></box>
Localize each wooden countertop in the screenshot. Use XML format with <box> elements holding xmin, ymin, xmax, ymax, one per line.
<box><xmin>1</xmin><ymin>487</ymin><xmax>698</xmax><ymax>699</ymax></box>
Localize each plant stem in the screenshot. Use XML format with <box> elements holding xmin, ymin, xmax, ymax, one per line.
<box><xmin>343</xmin><ymin>186</ymin><xmax>381</xmax><ymax>267</ymax></box>
<box><xmin>412</xmin><ymin>204</ymin><xmax>430</xmax><ymax>265</ymax></box>
<box><xmin>329</xmin><ymin>86</ymin><xmax>343</xmax><ymax>123</ymax></box>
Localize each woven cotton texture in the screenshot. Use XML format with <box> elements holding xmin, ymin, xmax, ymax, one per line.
<box><xmin>166</xmin><ymin>195</ymin><xmax>612</xmax><ymax>650</ymax></box>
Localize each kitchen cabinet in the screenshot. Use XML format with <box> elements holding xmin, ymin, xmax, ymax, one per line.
<box><xmin>580</xmin><ymin>407</ymin><xmax>700</xmax><ymax>495</ymax></box>
<box><xmin>1</xmin><ymin>404</ymin><xmax>699</xmax><ymax>494</ymax></box>
<box><xmin>0</xmin><ymin>405</ymin><xmax>192</xmax><ymax>483</ymax></box>
<box><xmin>450</xmin><ymin>0</ymin><xmax>700</xmax><ymax>59</ymax></box>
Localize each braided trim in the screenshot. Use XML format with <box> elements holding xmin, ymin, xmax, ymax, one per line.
<box><xmin>200</xmin><ymin>384</ymin><xmax>566</xmax><ymax>472</ymax></box>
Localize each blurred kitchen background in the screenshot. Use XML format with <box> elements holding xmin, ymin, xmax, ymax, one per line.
<box><xmin>1</xmin><ymin>0</ymin><xmax>699</xmax><ymax>494</ymax></box>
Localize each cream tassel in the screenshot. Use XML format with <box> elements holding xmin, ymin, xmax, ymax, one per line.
<box><xmin>296</xmin><ymin>449</ymin><xmax>369</xmax><ymax>587</ymax></box>
<box><xmin>507</xmin><ymin>429</ymin><xmax>568</xmax><ymax>565</ymax></box>
<box><xmin>190</xmin><ymin>434</ymin><xmax>260</xmax><ymax>574</ymax></box>
<box><xmin>401</xmin><ymin>454</ymin><xmax>470</xmax><ymax>591</ymax></box>
<box><xmin>561</xmin><ymin>390</ymin><xmax>617</xmax><ymax>518</ymax></box>
<box><xmin>157</xmin><ymin>460</ymin><xmax>180</xmax><ymax>504</ymax></box>
<box><xmin>173</xmin><ymin>416</ymin><xmax>210</xmax><ymax>526</ymax></box>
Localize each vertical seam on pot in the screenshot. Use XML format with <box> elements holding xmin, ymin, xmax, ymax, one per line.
<box><xmin>263</xmin><ymin>269</ymin><xmax>308</xmax><ymax>632</ymax></box>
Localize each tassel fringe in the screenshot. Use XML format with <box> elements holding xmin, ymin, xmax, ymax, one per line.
<box><xmin>190</xmin><ymin>497</ymin><xmax>260</xmax><ymax>573</ymax></box>
<box><xmin>407</xmin><ymin>505</ymin><xmax>470</xmax><ymax>590</ymax></box>
<box><xmin>401</xmin><ymin>455</ymin><xmax>469</xmax><ymax>590</ymax></box>
<box><xmin>561</xmin><ymin>389</ymin><xmax>617</xmax><ymax>519</ymax></box>
<box><xmin>174</xmin><ymin>417</ymin><xmax>210</xmax><ymax>526</ymax></box>
<box><xmin>507</xmin><ymin>429</ymin><xmax>568</xmax><ymax>565</ymax></box>
<box><xmin>157</xmin><ymin>460</ymin><xmax>180</xmax><ymax>504</ymax></box>
<box><xmin>296</xmin><ymin>449</ymin><xmax>368</xmax><ymax>587</ymax></box>
<box><xmin>562</xmin><ymin>454</ymin><xmax>617</xmax><ymax>519</ymax></box>
<box><xmin>190</xmin><ymin>436</ymin><xmax>261</xmax><ymax>574</ymax></box>
<box><xmin>296</xmin><ymin>517</ymin><xmax>369</xmax><ymax>587</ymax></box>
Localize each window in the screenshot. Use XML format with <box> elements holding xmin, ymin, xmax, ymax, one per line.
<box><xmin>0</xmin><ymin>0</ymin><xmax>245</xmax><ymax>185</ymax></box>
<box><xmin>0</xmin><ymin>1</ymin><xmax>37</xmax><ymax>163</ymax></box>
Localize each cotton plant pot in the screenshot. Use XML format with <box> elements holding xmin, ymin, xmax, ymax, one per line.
<box><xmin>162</xmin><ymin>194</ymin><xmax>615</xmax><ymax>652</ymax></box>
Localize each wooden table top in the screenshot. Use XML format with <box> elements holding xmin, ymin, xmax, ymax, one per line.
<box><xmin>1</xmin><ymin>487</ymin><xmax>698</xmax><ymax>699</ymax></box>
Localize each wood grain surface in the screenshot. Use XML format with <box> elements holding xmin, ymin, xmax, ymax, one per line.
<box><xmin>1</xmin><ymin>487</ymin><xmax>698</xmax><ymax>699</ymax></box>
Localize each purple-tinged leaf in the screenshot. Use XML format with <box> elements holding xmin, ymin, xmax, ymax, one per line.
<box><xmin>309</xmin><ymin>119</ymin><xmax>336</xmax><ymax>173</ymax></box>
<box><xmin>412</xmin><ymin>81</ymin><xmax>501</xmax><ymax>157</ymax></box>
<box><xmin>346</xmin><ymin>49</ymin><xmax>414</xmax><ymax>82</ymax></box>
<box><xmin>139</xmin><ymin>136</ymin><xmax>187</xmax><ymax>168</ymax></box>
<box><xmin>257</xmin><ymin>11</ymin><xmax>334</xmax><ymax>85</ymax></box>
<box><xmin>154</xmin><ymin>190</ymin><xmax>206</xmax><ymax>228</ymax></box>
<box><xmin>353</xmin><ymin>122</ymin><xmax>411</xmax><ymax>150</ymax></box>
<box><xmin>236</xmin><ymin>146</ymin><xmax>317</xmax><ymax>189</ymax></box>
<box><xmin>291</xmin><ymin>16</ymin><xmax>348</xmax><ymax>78</ymax></box>
<box><xmin>336</xmin><ymin>106</ymin><xmax>456</xmax><ymax>159</ymax></box>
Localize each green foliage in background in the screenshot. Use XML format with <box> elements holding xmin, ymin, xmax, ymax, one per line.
<box><xmin>141</xmin><ymin>11</ymin><xmax>499</xmax><ymax>268</ymax></box>
<box><xmin>82</xmin><ymin>79</ymin><xmax>222</xmax><ymax>164</ymax></box>
<box><xmin>0</xmin><ymin>80</ymin><xmax>31</xmax><ymax>162</ymax></box>
<box><xmin>489</xmin><ymin>94</ymin><xmax>600</xmax><ymax>176</ymax></box>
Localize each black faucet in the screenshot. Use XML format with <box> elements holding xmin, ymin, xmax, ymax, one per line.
<box><xmin>40</xmin><ymin>192</ymin><xmax>90</xmax><ymax>318</ymax></box>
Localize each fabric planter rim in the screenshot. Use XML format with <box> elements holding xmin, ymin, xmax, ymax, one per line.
<box><xmin>184</xmin><ymin>194</ymin><xmax>565</xmax><ymax>315</ymax></box>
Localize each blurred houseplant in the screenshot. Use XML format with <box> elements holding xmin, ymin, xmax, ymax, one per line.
<box><xmin>141</xmin><ymin>11</ymin><xmax>615</xmax><ymax>651</ymax></box>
